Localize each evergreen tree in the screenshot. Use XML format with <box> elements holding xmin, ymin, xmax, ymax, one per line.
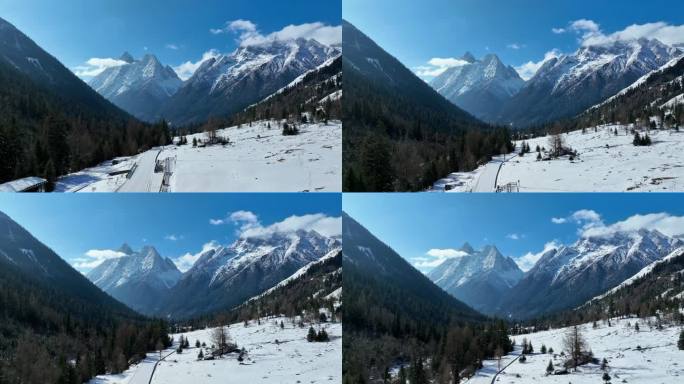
<box><xmin>678</xmin><ymin>329</ymin><xmax>684</xmax><ymax>350</ymax></box>
<box><xmin>307</xmin><ymin>326</ymin><xmax>316</xmax><ymax>342</ymax></box>
<box><xmin>603</xmin><ymin>372</ymin><xmax>611</xmax><ymax>383</ymax></box>
<box><xmin>546</xmin><ymin>359</ymin><xmax>554</xmax><ymax>375</ymax></box>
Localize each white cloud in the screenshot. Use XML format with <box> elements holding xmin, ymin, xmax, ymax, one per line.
<box><xmin>173</xmin><ymin>49</ymin><xmax>220</xmax><ymax>80</ymax></box>
<box><xmin>515</xmin><ymin>241</ymin><xmax>560</xmax><ymax>272</ymax></box>
<box><xmin>72</xmin><ymin>57</ymin><xmax>128</xmax><ymax>78</ymax></box>
<box><xmin>506</xmin><ymin>233</ymin><xmax>522</xmax><ymax>240</ymax></box>
<box><xmin>166</xmin><ymin>43</ymin><xmax>180</xmax><ymax>50</ymax></box>
<box><xmin>71</xmin><ymin>249</ymin><xmax>127</xmax><ymax>271</ymax></box>
<box><xmin>164</xmin><ymin>234</ymin><xmax>183</xmax><ymax>241</ymax></box>
<box><xmin>212</xmin><ymin>19</ymin><xmax>341</xmax><ymax>47</ymax></box>
<box><xmin>581</xmin><ymin>212</ymin><xmax>684</xmax><ymax>239</ymax></box>
<box><xmin>414</xmin><ymin>57</ymin><xmax>471</xmax><ymax>78</ymax></box>
<box><xmin>507</xmin><ymin>43</ymin><xmax>524</xmax><ymax>50</ymax></box>
<box><xmin>241</xmin><ymin>213</ymin><xmax>341</xmax><ymax>239</ymax></box>
<box><xmin>552</xmin><ymin>27</ymin><xmax>566</xmax><ymax>34</ymax></box>
<box><xmin>413</xmin><ymin>248</ymin><xmax>469</xmax><ymax>268</ymax></box>
<box><xmin>514</xmin><ymin>49</ymin><xmax>561</xmax><ymax>80</ymax></box>
<box><xmin>211</xmin><ymin>210</ymin><xmax>341</xmax><ymax>239</ymax></box>
<box><xmin>551</xmin><ymin>217</ymin><xmax>567</xmax><ymax>224</ymax></box>
<box><xmin>173</xmin><ymin>241</ymin><xmax>220</xmax><ymax>272</ymax></box>
<box><xmin>555</xmin><ymin>19</ymin><xmax>684</xmax><ymax>47</ymax></box>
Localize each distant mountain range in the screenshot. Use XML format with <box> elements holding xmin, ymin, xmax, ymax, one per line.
<box><xmin>427</xmin><ymin>242</ymin><xmax>523</xmax><ymax>313</ymax></box>
<box><xmin>87</xmin><ymin>244</ymin><xmax>182</xmax><ymax>315</ymax></box>
<box><xmin>430</xmin><ymin>38</ymin><xmax>684</xmax><ymax>127</ymax></box>
<box><xmin>84</xmin><ymin>230</ymin><xmax>340</xmax><ymax>320</ymax></box>
<box><xmin>428</xmin><ymin>229</ymin><xmax>684</xmax><ymax>319</ymax></box>
<box><xmin>89</xmin><ymin>52</ymin><xmax>183</xmax><ymax>122</ymax></box>
<box><xmin>89</xmin><ymin>39</ymin><xmax>340</xmax><ymax>125</ymax></box>
<box><xmin>431</xmin><ymin>52</ymin><xmax>525</xmax><ymax>121</ymax></box>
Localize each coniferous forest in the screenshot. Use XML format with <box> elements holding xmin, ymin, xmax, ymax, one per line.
<box><xmin>0</xmin><ymin>261</ymin><xmax>172</xmax><ymax>384</ymax></box>
<box><xmin>342</xmin><ymin>21</ymin><xmax>514</xmax><ymax>192</ymax></box>
<box><xmin>0</xmin><ymin>59</ymin><xmax>171</xmax><ymax>188</ymax></box>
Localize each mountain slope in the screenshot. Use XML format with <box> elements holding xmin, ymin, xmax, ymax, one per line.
<box><xmin>343</xmin><ymin>212</ymin><xmax>483</xmax><ymax>332</ymax></box>
<box><xmin>428</xmin><ymin>243</ymin><xmax>523</xmax><ymax>314</ymax></box>
<box><xmin>497</xmin><ymin>38</ymin><xmax>682</xmax><ymax>127</ymax></box>
<box><xmin>498</xmin><ymin>229</ymin><xmax>683</xmax><ymax>319</ymax></box>
<box><xmin>0</xmin><ymin>211</ymin><xmax>172</xmax><ymax>384</ymax></box>
<box><xmin>431</xmin><ymin>53</ymin><xmax>525</xmax><ymax>121</ymax></box>
<box><xmin>343</xmin><ymin>212</ymin><xmax>514</xmax><ymax>383</ymax></box>
<box><xmin>0</xmin><ymin>17</ymin><xmax>170</xmax><ymax>186</ymax></box>
<box><xmin>342</xmin><ymin>20</ymin><xmax>513</xmax><ymax>192</ymax></box>
<box><xmin>232</xmin><ymin>54</ymin><xmax>342</xmax><ymax>123</ymax></box>
<box><xmin>577</xmin><ymin>55</ymin><xmax>684</xmax><ymax>128</ymax></box>
<box><xmin>159</xmin><ymin>38</ymin><xmax>339</xmax><ymax>125</ymax></box>
<box><xmin>580</xmin><ymin>247</ymin><xmax>684</xmax><ymax>319</ymax></box>
<box><xmin>159</xmin><ymin>230</ymin><xmax>340</xmax><ymax>319</ymax></box>
<box><xmin>89</xmin><ymin>53</ymin><xmax>183</xmax><ymax>122</ymax></box>
<box><xmin>86</xmin><ymin>244</ymin><xmax>182</xmax><ymax>315</ymax></box>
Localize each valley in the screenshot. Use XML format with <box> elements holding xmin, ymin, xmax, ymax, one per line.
<box><xmin>56</xmin><ymin>119</ymin><xmax>341</xmax><ymax>192</ymax></box>
<box><xmin>89</xmin><ymin>316</ymin><xmax>342</xmax><ymax>384</ymax></box>
<box><xmin>466</xmin><ymin>317</ymin><xmax>683</xmax><ymax>384</ymax></box>
<box><xmin>435</xmin><ymin>125</ymin><xmax>684</xmax><ymax>192</ymax></box>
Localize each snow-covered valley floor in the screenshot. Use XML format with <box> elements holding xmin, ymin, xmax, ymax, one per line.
<box><xmin>88</xmin><ymin>317</ymin><xmax>341</xmax><ymax>384</ymax></box>
<box><xmin>465</xmin><ymin>317</ymin><xmax>683</xmax><ymax>384</ymax></box>
<box><xmin>433</xmin><ymin>125</ymin><xmax>684</xmax><ymax>192</ymax></box>
<box><xmin>56</xmin><ymin>119</ymin><xmax>341</xmax><ymax>192</ymax></box>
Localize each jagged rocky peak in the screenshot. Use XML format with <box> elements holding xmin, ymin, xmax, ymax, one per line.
<box><xmin>461</xmin><ymin>51</ymin><xmax>476</xmax><ymax>63</ymax></box>
<box><xmin>119</xmin><ymin>51</ymin><xmax>135</xmax><ymax>63</ymax></box>
<box><xmin>460</xmin><ymin>242</ymin><xmax>475</xmax><ymax>253</ymax></box>
<box><xmin>118</xmin><ymin>243</ymin><xmax>134</xmax><ymax>255</ymax></box>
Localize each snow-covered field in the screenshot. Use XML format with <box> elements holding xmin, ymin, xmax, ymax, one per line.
<box><xmin>433</xmin><ymin>125</ymin><xmax>684</xmax><ymax>192</ymax></box>
<box><xmin>57</xmin><ymin>119</ymin><xmax>341</xmax><ymax>192</ymax></box>
<box><xmin>88</xmin><ymin>316</ymin><xmax>341</xmax><ymax>384</ymax></box>
<box><xmin>465</xmin><ymin>317</ymin><xmax>683</xmax><ymax>384</ymax></box>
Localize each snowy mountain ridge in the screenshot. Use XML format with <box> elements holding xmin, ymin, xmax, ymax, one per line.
<box><xmin>498</xmin><ymin>228</ymin><xmax>684</xmax><ymax>318</ymax></box>
<box><xmin>160</xmin><ymin>37</ymin><xmax>340</xmax><ymax>124</ymax></box>
<box><xmin>430</xmin><ymin>52</ymin><xmax>525</xmax><ymax>120</ymax></box>
<box><xmin>159</xmin><ymin>229</ymin><xmax>340</xmax><ymax>318</ymax></box>
<box><xmin>87</xmin><ymin>243</ymin><xmax>182</xmax><ymax>292</ymax></box>
<box><xmin>427</xmin><ymin>242</ymin><xmax>523</xmax><ymax>313</ymax></box>
<box><xmin>494</xmin><ymin>37</ymin><xmax>683</xmax><ymax>126</ymax></box>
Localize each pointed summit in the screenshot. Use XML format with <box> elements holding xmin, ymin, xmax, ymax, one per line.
<box><xmin>461</xmin><ymin>242</ymin><xmax>475</xmax><ymax>253</ymax></box>
<box><xmin>461</xmin><ymin>52</ymin><xmax>476</xmax><ymax>63</ymax></box>
<box><xmin>119</xmin><ymin>52</ymin><xmax>135</xmax><ymax>63</ymax></box>
<box><xmin>118</xmin><ymin>243</ymin><xmax>134</xmax><ymax>255</ymax></box>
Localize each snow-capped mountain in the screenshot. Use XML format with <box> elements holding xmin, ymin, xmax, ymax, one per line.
<box><xmin>497</xmin><ymin>38</ymin><xmax>683</xmax><ymax>126</ymax></box>
<box><xmin>499</xmin><ymin>229</ymin><xmax>684</xmax><ymax>319</ymax></box>
<box><xmin>0</xmin><ymin>211</ymin><xmax>135</xmax><ymax>314</ymax></box>
<box><xmin>159</xmin><ymin>229</ymin><xmax>340</xmax><ymax>319</ymax></box>
<box><xmin>0</xmin><ymin>16</ymin><xmax>129</xmax><ymax>120</ymax></box>
<box><xmin>88</xmin><ymin>52</ymin><xmax>183</xmax><ymax>122</ymax></box>
<box><xmin>431</xmin><ymin>53</ymin><xmax>525</xmax><ymax>121</ymax></box>
<box><xmin>86</xmin><ymin>244</ymin><xmax>181</xmax><ymax>315</ymax></box>
<box><xmin>427</xmin><ymin>242</ymin><xmax>523</xmax><ymax>314</ymax></box>
<box><xmin>160</xmin><ymin>38</ymin><xmax>340</xmax><ymax>125</ymax></box>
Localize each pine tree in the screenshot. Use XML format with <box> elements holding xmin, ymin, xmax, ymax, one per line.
<box><xmin>307</xmin><ymin>326</ymin><xmax>316</xmax><ymax>342</ymax></box>
<box><xmin>540</xmin><ymin>344</ymin><xmax>547</xmax><ymax>354</ymax></box>
<box><xmin>601</xmin><ymin>358</ymin><xmax>608</xmax><ymax>370</ymax></box>
<box><xmin>678</xmin><ymin>329</ymin><xmax>684</xmax><ymax>350</ymax></box>
<box><xmin>635</xmin><ymin>322</ymin><xmax>640</xmax><ymax>332</ymax></box>
<box><xmin>198</xmin><ymin>349</ymin><xmax>204</xmax><ymax>360</ymax></box>
<box><xmin>603</xmin><ymin>372</ymin><xmax>611</xmax><ymax>383</ymax></box>
<box><xmin>196</xmin><ymin>340</ymin><xmax>200</xmax><ymax>348</ymax></box>
<box><xmin>546</xmin><ymin>359</ymin><xmax>553</xmax><ymax>375</ymax></box>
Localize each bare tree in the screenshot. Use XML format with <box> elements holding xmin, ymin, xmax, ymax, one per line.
<box><xmin>210</xmin><ymin>326</ymin><xmax>233</xmax><ymax>354</ymax></box>
<box><xmin>495</xmin><ymin>346</ymin><xmax>504</xmax><ymax>371</ymax></box>
<box><xmin>548</xmin><ymin>134</ymin><xmax>564</xmax><ymax>158</ymax></box>
<box><xmin>563</xmin><ymin>325</ymin><xmax>587</xmax><ymax>370</ymax></box>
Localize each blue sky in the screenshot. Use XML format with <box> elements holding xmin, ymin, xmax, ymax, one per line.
<box><xmin>0</xmin><ymin>193</ymin><xmax>341</xmax><ymax>273</ymax></box>
<box><xmin>0</xmin><ymin>0</ymin><xmax>341</xmax><ymax>79</ymax></box>
<box><xmin>344</xmin><ymin>194</ymin><xmax>684</xmax><ymax>273</ymax></box>
<box><xmin>343</xmin><ymin>0</ymin><xmax>684</xmax><ymax>80</ymax></box>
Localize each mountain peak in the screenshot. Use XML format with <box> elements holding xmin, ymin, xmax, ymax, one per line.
<box><xmin>119</xmin><ymin>52</ymin><xmax>135</xmax><ymax>63</ymax></box>
<box><xmin>118</xmin><ymin>243</ymin><xmax>134</xmax><ymax>255</ymax></box>
<box><xmin>460</xmin><ymin>242</ymin><xmax>475</xmax><ymax>253</ymax></box>
<box><xmin>461</xmin><ymin>52</ymin><xmax>476</xmax><ymax>63</ymax></box>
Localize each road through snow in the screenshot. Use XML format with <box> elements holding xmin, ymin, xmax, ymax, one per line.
<box><xmin>472</xmin><ymin>153</ymin><xmax>517</xmax><ymax>192</ymax></box>
<box><xmin>117</xmin><ymin>149</ymin><xmax>162</xmax><ymax>192</ymax></box>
